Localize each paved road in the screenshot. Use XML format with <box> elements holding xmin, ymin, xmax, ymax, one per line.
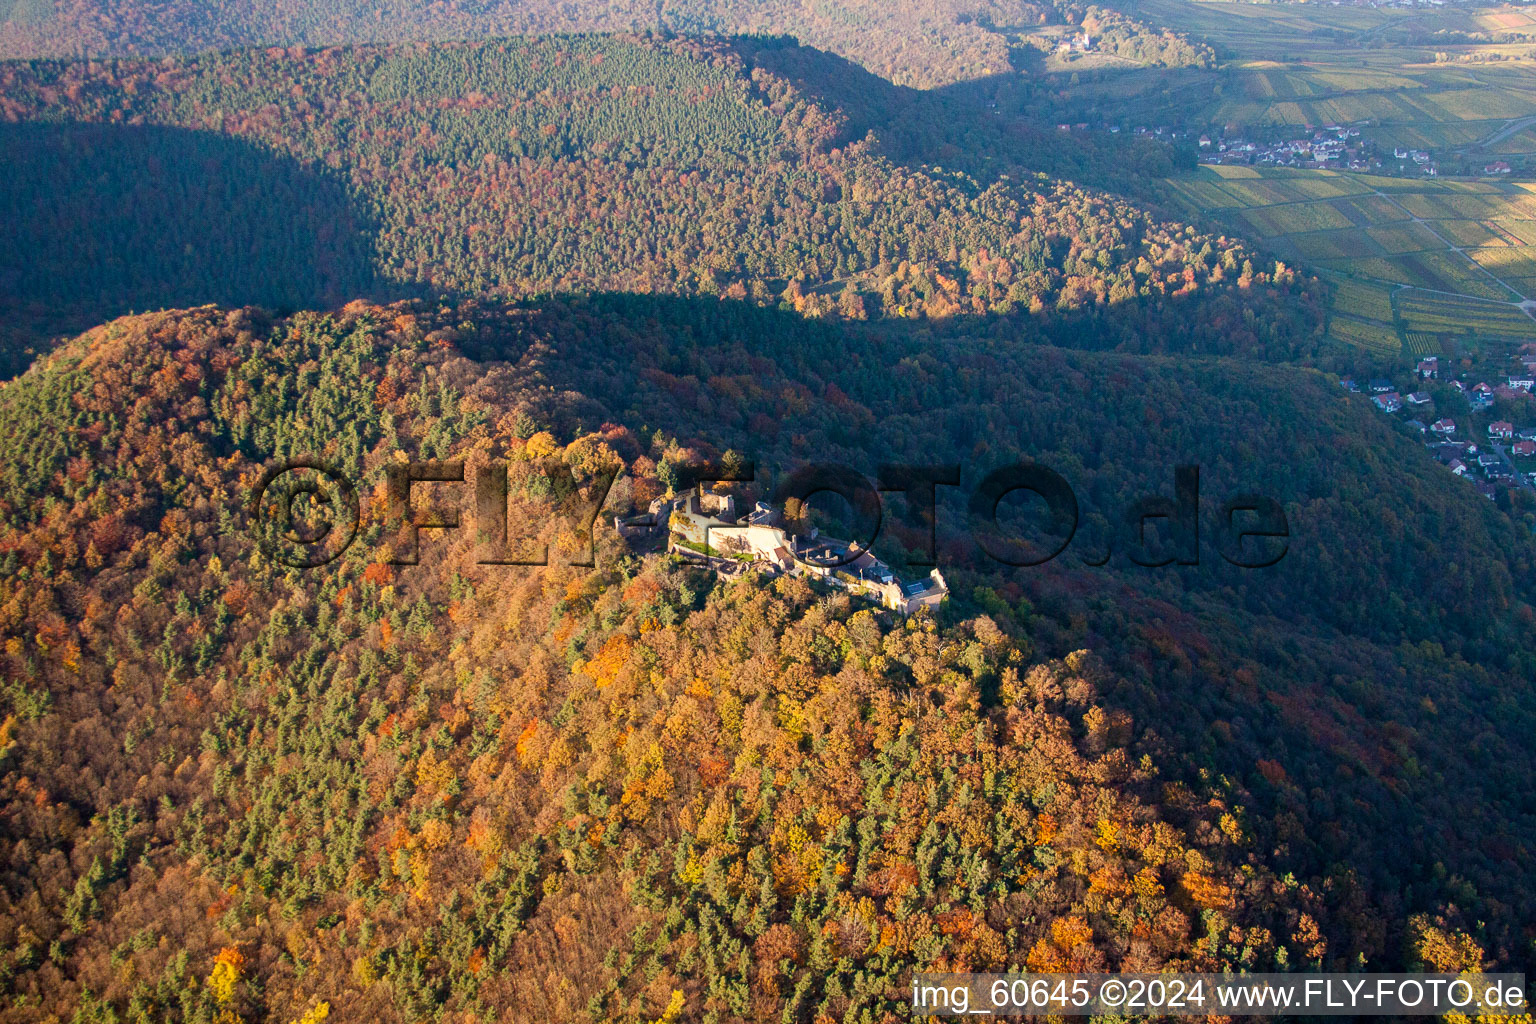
<box><xmin>1463</xmin><ymin>114</ymin><xmax>1536</xmax><ymax>152</ymax></box>
<box><xmin>1490</xmin><ymin>442</ymin><xmax>1536</xmax><ymax>492</ymax></box>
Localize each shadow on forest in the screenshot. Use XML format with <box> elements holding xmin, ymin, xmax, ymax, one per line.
<box><xmin>0</xmin><ymin>121</ymin><xmax>413</xmax><ymax>378</ymax></box>
<box><xmin>731</xmin><ymin>35</ymin><xmax>1194</xmax><ymax>193</ymax></box>
<box><xmin>0</xmin><ymin>89</ymin><xmax>1276</xmax><ymax>389</ymax></box>
<box><xmin>0</xmin><ymin>43</ymin><xmax>1224</xmax><ymax>383</ymax></box>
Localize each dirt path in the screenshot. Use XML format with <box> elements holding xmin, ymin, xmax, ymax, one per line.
<box><xmin>1365</xmin><ymin>183</ymin><xmax>1530</xmax><ymax>304</ymax></box>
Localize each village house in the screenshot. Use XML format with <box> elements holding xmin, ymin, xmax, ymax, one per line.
<box><xmin>1432</xmin><ymin>418</ymin><xmax>1456</xmax><ymax>435</ymax></box>
<box><xmin>1417</xmin><ymin>356</ymin><xmax>1439</xmax><ymax>378</ymax></box>
<box><xmin>1508</xmin><ymin>374</ymin><xmax>1534</xmax><ymax>391</ymax></box>
<box><xmin>1448</xmin><ymin>458</ymin><xmax>1468</xmax><ymax>477</ymax></box>
<box><xmin>1490</xmin><ymin>421</ymin><xmax>1514</xmax><ymax>440</ymax></box>
<box><xmin>1406</xmin><ymin>391</ymin><xmax>1432</xmax><ymax>406</ymax></box>
<box><xmin>1369</xmin><ymin>378</ymin><xmax>1395</xmax><ymax>393</ymax></box>
<box><xmin>1373</xmin><ymin>392</ymin><xmax>1402</xmax><ymax>413</ymax></box>
<box><xmin>1514</xmin><ymin>440</ymin><xmax>1536</xmax><ymax>458</ymax></box>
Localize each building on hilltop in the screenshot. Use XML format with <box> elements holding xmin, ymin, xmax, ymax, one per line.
<box><xmin>621</xmin><ymin>485</ymin><xmax>949</xmax><ymax>615</ymax></box>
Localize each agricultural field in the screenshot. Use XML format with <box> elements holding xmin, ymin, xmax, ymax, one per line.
<box><xmin>1054</xmin><ymin>0</ymin><xmax>1536</xmax><ymax>360</ymax></box>
<box><xmin>1405</xmin><ymin>332</ymin><xmax>1445</xmax><ymax>357</ymax></box>
<box><xmin>1396</xmin><ymin>290</ymin><xmax>1536</xmax><ymax>348</ymax></box>
<box><xmin>1436</xmin><ymin>219</ymin><xmax>1517</xmax><ymax>247</ymax></box>
<box><xmin>1052</xmin><ymin>0</ymin><xmax>1536</xmax><ymax>171</ymax></box>
<box><xmin>1162</xmin><ymin>164</ymin><xmax>1536</xmax><ymax>357</ymax></box>
<box><xmin>1233</xmin><ymin>203</ymin><xmax>1353</xmax><ymax>236</ymax></box>
<box><xmin>1285</xmin><ymin>229</ymin><xmax>1380</xmax><ymax>261</ymax></box>
<box><xmin>1473</xmin><ymin>7</ymin><xmax>1536</xmax><ymax>32</ymax></box>
<box><xmin>1326</xmin><ymin>313</ymin><xmax>1402</xmax><ymax>356</ymax></box>
<box><xmin>1489</xmin><ymin>125</ymin><xmax>1536</xmax><ymax>157</ymax></box>
<box><xmin>1366</xmin><ymin>222</ymin><xmax>1446</xmax><ymax>255</ymax></box>
<box><xmin>1329</xmin><ymin>277</ymin><xmax>1397</xmax><ymax>322</ymax></box>
<box><xmin>1468</xmin><ymin>245</ymin><xmax>1536</xmax><ymax>280</ymax></box>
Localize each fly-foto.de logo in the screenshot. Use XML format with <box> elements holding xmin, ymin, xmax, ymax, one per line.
<box><xmin>246</xmin><ymin>457</ymin><xmax>1289</xmax><ymax>571</ymax></box>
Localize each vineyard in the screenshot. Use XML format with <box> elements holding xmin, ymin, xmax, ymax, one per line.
<box><xmin>1163</xmin><ymin>164</ymin><xmax>1536</xmax><ymax>359</ymax></box>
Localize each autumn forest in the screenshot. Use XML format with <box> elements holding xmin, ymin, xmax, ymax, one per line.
<box><xmin>0</xmin><ymin>4</ymin><xmax>1531</xmax><ymax>1024</ymax></box>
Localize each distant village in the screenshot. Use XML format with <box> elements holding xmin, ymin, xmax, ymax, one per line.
<box><xmin>1199</xmin><ymin>126</ymin><xmax>1520</xmax><ymax>177</ymax></box>
<box><xmin>615</xmin><ymin>487</ymin><xmax>950</xmax><ymax>616</ymax></box>
<box><xmin>1197</xmin><ymin>124</ymin><xmax>1419</xmax><ymax>174</ymax></box>
<box><xmin>1055</xmin><ymin>121</ymin><xmax>1476</xmax><ymax>177</ymax></box>
<box><xmin>1321</xmin><ymin>0</ymin><xmax>1454</xmax><ymax>8</ymax></box>
<box><xmin>1346</xmin><ymin>349</ymin><xmax>1536</xmax><ymax>502</ymax></box>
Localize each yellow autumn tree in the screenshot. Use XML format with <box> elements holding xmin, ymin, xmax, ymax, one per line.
<box><xmin>1411</xmin><ymin>915</ymin><xmax>1484</xmax><ymax>973</ymax></box>
<box><xmin>207</xmin><ymin>947</ymin><xmax>244</xmax><ymax>1004</ymax></box>
<box><xmin>653</xmin><ymin>989</ymin><xmax>685</xmax><ymax>1023</ymax></box>
<box><xmin>288</xmin><ymin>1003</ymin><xmax>330</xmax><ymax>1024</ymax></box>
<box><xmin>523</xmin><ymin>431</ymin><xmax>559</xmax><ymax>460</ymax></box>
<box><xmin>415</xmin><ymin>748</ymin><xmax>455</xmax><ymax>798</ymax></box>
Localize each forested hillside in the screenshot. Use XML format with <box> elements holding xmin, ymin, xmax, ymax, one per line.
<box><xmin>0</xmin><ymin>297</ymin><xmax>1527</xmax><ymax>1023</ymax></box>
<box><xmin>453</xmin><ymin>292</ymin><xmax>1536</xmax><ymax>966</ymax></box>
<box><xmin>2</xmin><ymin>1</ymin><xmax>1534</xmax><ymax>1019</ymax></box>
<box><xmin>0</xmin><ymin>302</ymin><xmax>1304</xmax><ymax>1023</ymax></box>
<box><xmin>0</xmin><ymin>35</ymin><xmax>1292</xmax><ymax>376</ymax></box>
<box><xmin>0</xmin><ymin>0</ymin><xmax>1210</xmax><ymax>87</ymax></box>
